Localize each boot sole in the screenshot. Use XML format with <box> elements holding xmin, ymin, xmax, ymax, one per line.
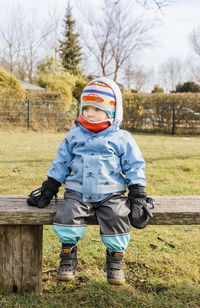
<box><xmin>57</xmin><ymin>275</ymin><xmax>75</xmax><ymax>281</ymax></box>
<box><xmin>107</xmin><ymin>278</ymin><xmax>125</xmax><ymax>285</ymax></box>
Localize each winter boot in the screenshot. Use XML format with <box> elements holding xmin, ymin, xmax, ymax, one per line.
<box><xmin>57</xmin><ymin>245</ymin><xmax>78</xmax><ymax>281</ymax></box>
<box><xmin>106</xmin><ymin>249</ymin><xmax>125</xmax><ymax>285</ymax></box>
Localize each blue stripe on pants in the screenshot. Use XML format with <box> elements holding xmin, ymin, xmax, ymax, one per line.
<box><xmin>53</xmin><ymin>224</ymin><xmax>87</xmax><ymax>245</ymax></box>
<box><xmin>101</xmin><ymin>233</ymin><xmax>130</xmax><ymax>252</ymax></box>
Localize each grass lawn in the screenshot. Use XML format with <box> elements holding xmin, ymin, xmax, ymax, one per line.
<box><xmin>0</xmin><ymin>130</ymin><xmax>200</xmax><ymax>307</ymax></box>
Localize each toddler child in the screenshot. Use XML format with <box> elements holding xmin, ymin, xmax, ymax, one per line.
<box><xmin>27</xmin><ymin>77</ymin><xmax>152</xmax><ymax>285</ymax></box>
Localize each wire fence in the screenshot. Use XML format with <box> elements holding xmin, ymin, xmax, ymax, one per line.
<box><xmin>123</xmin><ymin>96</ymin><xmax>200</xmax><ymax>135</ymax></box>
<box><xmin>0</xmin><ymin>99</ymin><xmax>77</xmax><ymax>131</ymax></box>
<box><xmin>0</xmin><ymin>98</ymin><xmax>200</xmax><ymax>134</ymax></box>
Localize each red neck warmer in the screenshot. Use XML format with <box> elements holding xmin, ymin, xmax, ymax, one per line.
<box><xmin>78</xmin><ymin>114</ymin><xmax>111</xmax><ymax>133</ymax></box>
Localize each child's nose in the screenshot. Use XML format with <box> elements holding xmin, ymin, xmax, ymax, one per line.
<box><xmin>88</xmin><ymin>109</ymin><xmax>94</xmax><ymax>116</ymax></box>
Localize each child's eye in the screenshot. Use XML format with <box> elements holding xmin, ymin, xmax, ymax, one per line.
<box><xmin>95</xmin><ymin>108</ymin><xmax>100</xmax><ymax>112</ymax></box>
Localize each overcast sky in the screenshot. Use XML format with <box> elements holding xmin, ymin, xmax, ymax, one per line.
<box><xmin>2</xmin><ymin>0</ymin><xmax>200</xmax><ymax>62</ymax></box>
<box><xmin>1</xmin><ymin>0</ymin><xmax>200</xmax><ymax>89</ymax></box>
<box><xmin>141</xmin><ymin>0</ymin><xmax>200</xmax><ymax>68</ymax></box>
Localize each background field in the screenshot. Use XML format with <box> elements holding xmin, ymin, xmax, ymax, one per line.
<box><xmin>0</xmin><ymin>131</ymin><xmax>199</xmax><ymax>307</ymax></box>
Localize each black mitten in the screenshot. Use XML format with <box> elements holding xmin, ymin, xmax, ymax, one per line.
<box><xmin>27</xmin><ymin>177</ymin><xmax>61</xmax><ymax>208</ymax></box>
<box><xmin>128</xmin><ymin>185</ymin><xmax>153</xmax><ymax>229</ymax></box>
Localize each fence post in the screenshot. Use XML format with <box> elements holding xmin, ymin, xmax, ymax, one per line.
<box><xmin>26</xmin><ymin>90</ymin><xmax>31</xmax><ymax>129</ymax></box>
<box><xmin>172</xmin><ymin>102</ymin><xmax>176</xmax><ymax>135</ymax></box>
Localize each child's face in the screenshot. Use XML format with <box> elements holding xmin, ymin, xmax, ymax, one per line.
<box><xmin>83</xmin><ymin>106</ymin><xmax>108</xmax><ymax>122</ymax></box>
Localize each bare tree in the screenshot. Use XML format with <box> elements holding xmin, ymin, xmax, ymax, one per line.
<box><xmin>111</xmin><ymin>0</ymin><xmax>173</xmax><ymax>9</ymax></box>
<box><xmin>0</xmin><ymin>6</ymin><xmax>59</xmax><ymax>82</ymax></box>
<box><xmin>78</xmin><ymin>0</ymin><xmax>155</xmax><ymax>81</ymax></box>
<box><xmin>135</xmin><ymin>0</ymin><xmax>173</xmax><ymax>9</ymax></box>
<box><xmin>189</xmin><ymin>25</ymin><xmax>200</xmax><ymax>58</ymax></box>
<box><xmin>77</xmin><ymin>1</ymin><xmax>113</xmax><ymax>77</ymax></box>
<box><xmin>190</xmin><ymin>65</ymin><xmax>200</xmax><ymax>83</ymax></box>
<box><xmin>158</xmin><ymin>57</ymin><xmax>185</xmax><ymax>92</ymax></box>
<box><xmin>187</xmin><ymin>26</ymin><xmax>200</xmax><ymax>82</ymax></box>
<box><xmin>186</xmin><ymin>58</ymin><xmax>200</xmax><ymax>84</ymax></box>
<box><xmin>45</xmin><ymin>7</ymin><xmax>63</xmax><ymax>60</ymax></box>
<box><xmin>0</xmin><ymin>8</ymin><xmax>23</xmax><ymax>74</ymax></box>
<box><xmin>20</xmin><ymin>13</ymin><xmax>54</xmax><ymax>82</ymax></box>
<box><xmin>124</xmin><ymin>65</ymin><xmax>152</xmax><ymax>92</ymax></box>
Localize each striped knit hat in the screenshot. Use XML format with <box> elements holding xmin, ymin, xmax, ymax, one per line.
<box><xmin>81</xmin><ymin>80</ymin><xmax>116</xmax><ymax>121</ymax></box>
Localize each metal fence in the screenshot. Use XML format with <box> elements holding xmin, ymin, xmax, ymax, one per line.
<box><xmin>0</xmin><ymin>99</ymin><xmax>77</xmax><ymax>131</ymax></box>
<box><xmin>0</xmin><ymin>98</ymin><xmax>200</xmax><ymax>134</ymax></box>
<box><xmin>123</xmin><ymin>99</ymin><xmax>200</xmax><ymax>135</ymax></box>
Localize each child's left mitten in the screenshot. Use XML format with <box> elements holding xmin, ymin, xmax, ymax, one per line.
<box><xmin>27</xmin><ymin>177</ymin><xmax>61</xmax><ymax>208</ymax></box>
<box><xmin>128</xmin><ymin>185</ymin><xmax>153</xmax><ymax>229</ymax></box>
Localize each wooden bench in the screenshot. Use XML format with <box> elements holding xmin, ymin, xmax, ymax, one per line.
<box><xmin>0</xmin><ymin>195</ymin><xmax>200</xmax><ymax>294</ymax></box>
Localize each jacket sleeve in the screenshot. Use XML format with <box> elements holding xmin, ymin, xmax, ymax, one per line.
<box><xmin>46</xmin><ymin>137</ymin><xmax>73</xmax><ymax>184</ymax></box>
<box><xmin>120</xmin><ymin>132</ymin><xmax>146</xmax><ymax>187</ymax></box>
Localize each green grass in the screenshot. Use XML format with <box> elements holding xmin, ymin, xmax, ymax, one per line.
<box><xmin>0</xmin><ymin>131</ymin><xmax>199</xmax><ymax>196</ymax></box>
<box><xmin>0</xmin><ymin>131</ymin><xmax>200</xmax><ymax>307</ymax></box>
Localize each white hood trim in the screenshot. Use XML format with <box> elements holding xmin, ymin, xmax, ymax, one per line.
<box><xmin>89</xmin><ymin>77</ymin><xmax>123</xmax><ymax>125</ymax></box>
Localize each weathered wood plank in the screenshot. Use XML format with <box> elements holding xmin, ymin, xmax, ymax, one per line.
<box><xmin>0</xmin><ymin>195</ymin><xmax>200</xmax><ymax>225</ymax></box>
<box><xmin>0</xmin><ymin>225</ymin><xmax>42</xmax><ymax>294</ymax></box>
<box><xmin>0</xmin><ymin>195</ymin><xmax>200</xmax><ymax>295</ymax></box>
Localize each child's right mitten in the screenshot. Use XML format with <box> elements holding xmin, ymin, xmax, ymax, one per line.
<box><xmin>128</xmin><ymin>185</ymin><xmax>153</xmax><ymax>229</ymax></box>
<box><xmin>27</xmin><ymin>177</ymin><xmax>61</xmax><ymax>208</ymax></box>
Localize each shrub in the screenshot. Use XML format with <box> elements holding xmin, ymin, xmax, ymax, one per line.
<box><xmin>175</xmin><ymin>81</ymin><xmax>200</xmax><ymax>93</ymax></box>
<box><xmin>0</xmin><ymin>66</ymin><xmax>22</xmax><ymax>91</ymax></box>
<box><xmin>37</xmin><ymin>71</ymin><xmax>77</xmax><ymax>110</ymax></box>
<box><xmin>122</xmin><ymin>92</ymin><xmax>200</xmax><ymax>134</ymax></box>
<box><xmin>72</xmin><ymin>78</ymin><xmax>89</xmax><ymax>102</ymax></box>
<box><xmin>151</xmin><ymin>84</ymin><xmax>164</xmax><ymax>93</ymax></box>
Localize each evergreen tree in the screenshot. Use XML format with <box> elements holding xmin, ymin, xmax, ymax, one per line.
<box><xmin>59</xmin><ymin>4</ymin><xmax>82</xmax><ymax>75</ymax></box>
<box><xmin>175</xmin><ymin>81</ymin><xmax>200</xmax><ymax>93</ymax></box>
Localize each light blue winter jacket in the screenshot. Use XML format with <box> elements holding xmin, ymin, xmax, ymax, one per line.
<box><xmin>47</xmin><ymin>77</ymin><xmax>145</xmax><ymax>202</ymax></box>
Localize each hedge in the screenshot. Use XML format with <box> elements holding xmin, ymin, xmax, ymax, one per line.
<box><xmin>0</xmin><ymin>91</ymin><xmax>200</xmax><ymax>134</ymax></box>
<box><xmin>122</xmin><ymin>93</ymin><xmax>200</xmax><ymax>135</ymax></box>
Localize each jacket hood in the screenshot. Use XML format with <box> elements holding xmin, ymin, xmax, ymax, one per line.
<box><xmin>81</xmin><ymin>77</ymin><xmax>123</xmax><ymax>127</ymax></box>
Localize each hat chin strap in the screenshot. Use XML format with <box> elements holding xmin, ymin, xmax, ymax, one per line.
<box><xmin>81</xmin><ymin>114</ymin><xmax>113</xmax><ymax>125</ymax></box>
